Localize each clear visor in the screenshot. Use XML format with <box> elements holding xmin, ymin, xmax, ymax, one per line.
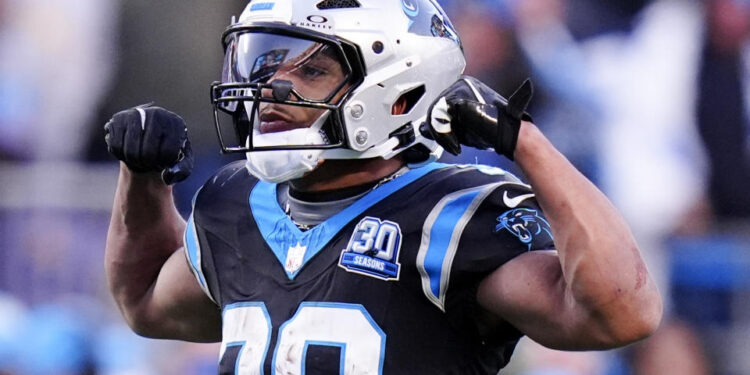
<box><xmin>222</xmin><ymin>32</ymin><xmax>350</xmax><ymax>102</ymax></box>
<box><xmin>213</xmin><ymin>31</ymin><xmax>352</xmax><ymax>151</ymax></box>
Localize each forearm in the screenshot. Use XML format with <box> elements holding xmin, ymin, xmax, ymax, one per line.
<box><xmin>105</xmin><ymin>163</ymin><xmax>186</xmax><ymax>328</ymax></box>
<box><xmin>514</xmin><ymin>122</ymin><xmax>662</xmax><ymax>341</ymax></box>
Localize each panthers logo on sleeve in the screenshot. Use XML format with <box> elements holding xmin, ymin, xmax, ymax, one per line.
<box><xmin>495</xmin><ymin>208</ymin><xmax>553</xmax><ymax>250</ymax></box>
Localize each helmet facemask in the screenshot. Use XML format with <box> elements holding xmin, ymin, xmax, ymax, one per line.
<box><xmin>211</xmin><ymin>25</ymin><xmax>363</xmax><ymax>182</ymax></box>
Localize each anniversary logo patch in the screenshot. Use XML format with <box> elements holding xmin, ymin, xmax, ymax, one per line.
<box><xmin>339</xmin><ymin>217</ymin><xmax>402</xmax><ymax>281</ymax></box>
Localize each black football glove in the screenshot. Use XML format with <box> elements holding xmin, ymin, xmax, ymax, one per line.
<box><xmin>424</xmin><ymin>76</ymin><xmax>533</xmax><ymax>160</ymax></box>
<box><xmin>104</xmin><ymin>105</ymin><xmax>194</xmax><ymax>185</ymax></box>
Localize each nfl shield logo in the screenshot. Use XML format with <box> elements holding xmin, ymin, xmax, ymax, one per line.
<box><xmin>285</xmin><ymin>242</ymin><xmax>307</xmax><ymax>273</ymax></box>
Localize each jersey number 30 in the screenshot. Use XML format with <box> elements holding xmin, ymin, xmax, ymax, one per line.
<box><xmin>220</xmin><ymin>302</ymin><xmax>385</xmax><ymax>375</ymax></box>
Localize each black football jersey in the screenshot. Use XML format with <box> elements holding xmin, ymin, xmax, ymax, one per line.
<box><xmin>184</xmin><ymin>161</ymin><xmax>554</xmax><ymax>375</ymax></box>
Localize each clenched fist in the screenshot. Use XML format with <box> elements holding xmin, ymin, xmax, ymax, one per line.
<box><xmin>104</xmin><ymin>105</ymin><xmax>194</xmax><ymax>184</ymax></box>
<box><xmin>425</xmin><ymin>76</ymin><xmax>533</xmax><ymax>160</ymax></box>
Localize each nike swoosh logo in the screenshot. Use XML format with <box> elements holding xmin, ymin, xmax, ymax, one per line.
<box><xmin>503</xmin><ymin>191</ymin><xmax>535</xmax><ymax>208</ymax></box>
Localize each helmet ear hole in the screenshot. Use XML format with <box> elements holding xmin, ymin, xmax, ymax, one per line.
<box><xmin>392</xmin><ymin>97</ymin><xmax>408</xmax><ymax>115</ymax></box>
<box><xmin>392</xmin><ymin>85</ymin><xmax>426</xmax><ymax>115</ymax></box>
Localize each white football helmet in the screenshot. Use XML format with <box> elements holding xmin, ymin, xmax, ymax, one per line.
<box><xmin>210</xmin><ymin>0</ymin><xmax>466</xmax><ymax>182</ymax></box>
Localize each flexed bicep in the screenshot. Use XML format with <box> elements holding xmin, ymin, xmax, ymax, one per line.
<box><xmin>477</xmin><ymin>250</ymin><xmax>653</xmax><ymax>351</ymax></box>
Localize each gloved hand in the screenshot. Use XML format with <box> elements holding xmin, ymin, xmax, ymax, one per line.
<box><xmin>104</xmin><ymin>105</ymin><xmax>194</xmax><ymax>185</ymax></box>
<box><xmin>424</xmin><ymin>76</ymin><xmax>533</xmax><ymax>160</ymax></box>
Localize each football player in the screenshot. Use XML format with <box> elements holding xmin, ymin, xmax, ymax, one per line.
<box><xmin>104</xmin><ymin>1</ymin><xmax>662</xmax><ymax>373</ymax></box>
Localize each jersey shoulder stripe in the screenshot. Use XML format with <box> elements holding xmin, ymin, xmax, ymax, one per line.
<box><xmin>184</xmin><ymin>213</ymin><xmax>217</xmax><ymax>304</ymax></box>
<box><xmin>412</xmin><ymin>164</ymin><xmax>554</xmax><ymax>310</ymax></box>
<box><xmin>417</xmin><ymin>181</ymin><xmax>507</xmax><ymax>311</ymax></box>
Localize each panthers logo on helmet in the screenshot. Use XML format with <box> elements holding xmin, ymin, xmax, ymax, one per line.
<box><xmin>495</xmin><ymin>208</ymin><xmax>553</xmax><ymax>250</ymax></box>
<box><xmin>401</xmin><ymin>0</ymin><xmax>460</xmax><ymax>45</ymax></box>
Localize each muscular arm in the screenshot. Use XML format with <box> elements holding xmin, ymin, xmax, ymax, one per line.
<box><xmin>105</xmin><ymin>164</ymin><xmax>221</xmax><ymax>342</ymax></box>
<box><xmin>478</xmin><ymin>122</ymin><xmax>662</xmax><ymax>350</ymax></box>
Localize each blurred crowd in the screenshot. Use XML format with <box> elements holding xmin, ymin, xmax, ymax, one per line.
<box><xmin>1</xmin><ymin>0</ymin><xmax>749</xmax><ymax>373</ymax></box>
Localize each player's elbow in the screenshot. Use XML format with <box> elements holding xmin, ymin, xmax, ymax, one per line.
<box><xmin>635</xmin><ymin>291</ymin><xmax>664</xmax><ymax>339</ymax></box>
<box><xmin>614</xmin><ymin>306</ymin><xmax>662</xmax><ymax>347</ymax></box>
<box><xmin>122</xmin><ymin>312</ymin><xmax>155</xmax><ymax>338</ymax></box>
<box><xmin>597</xmin><ymin>289</ymin><xmax>663</xmax><ymax>348</ymax></box>
<box><xmin>119</xmin><ymin>304</ymin><xmax>167</xmax><ymax>339</ymax></box>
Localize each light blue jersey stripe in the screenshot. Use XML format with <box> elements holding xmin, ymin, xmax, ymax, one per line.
<box><xmin>424</xmin><ymin>190</ymin><xmax>482</xmax><ymax>297</ymax></box>
<box><xmin>417</xmin><ymin>182</ymin><xmax>505</xmax><ymax>311</ymax></box>
<box><xmin>184</xmin><ymin>214</ymin><xmax>216</xmax><ymax>303</ymax></box>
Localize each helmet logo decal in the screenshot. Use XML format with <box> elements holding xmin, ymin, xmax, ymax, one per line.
<box><xmin>306</xmin><ymin>15</ymin><xmax>328</xmax><ymax>23</ymax></box>
<box><xmin>298</xmin><ymin>14</ymin><xmax>333</xmax><ymax>30</ymax></box>
<box><xmin>401</xmin><ymin>0</ymin><xmax>460</xmax><ymax>45</ymax></box>
<box><xmin>430</xmin><ymin>15</ymin><xmax>451</xmax><ymax>39</ymax></box>
<box><xmin>402</xmin><ymin>0</ymin><xmax>419</xmax><ymax>18</ymax></box>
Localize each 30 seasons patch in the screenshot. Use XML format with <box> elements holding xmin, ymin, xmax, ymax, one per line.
<box><xmin>339</xmin><ymin>217</ymin><xmax>402</xmax><ymax>281</ymax></box>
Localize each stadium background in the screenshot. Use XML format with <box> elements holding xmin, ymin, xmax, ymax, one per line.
<box><xmin>0</xmin><ymin>0</ymin><xmax>748</xmax><ymax>373</ymax></box>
